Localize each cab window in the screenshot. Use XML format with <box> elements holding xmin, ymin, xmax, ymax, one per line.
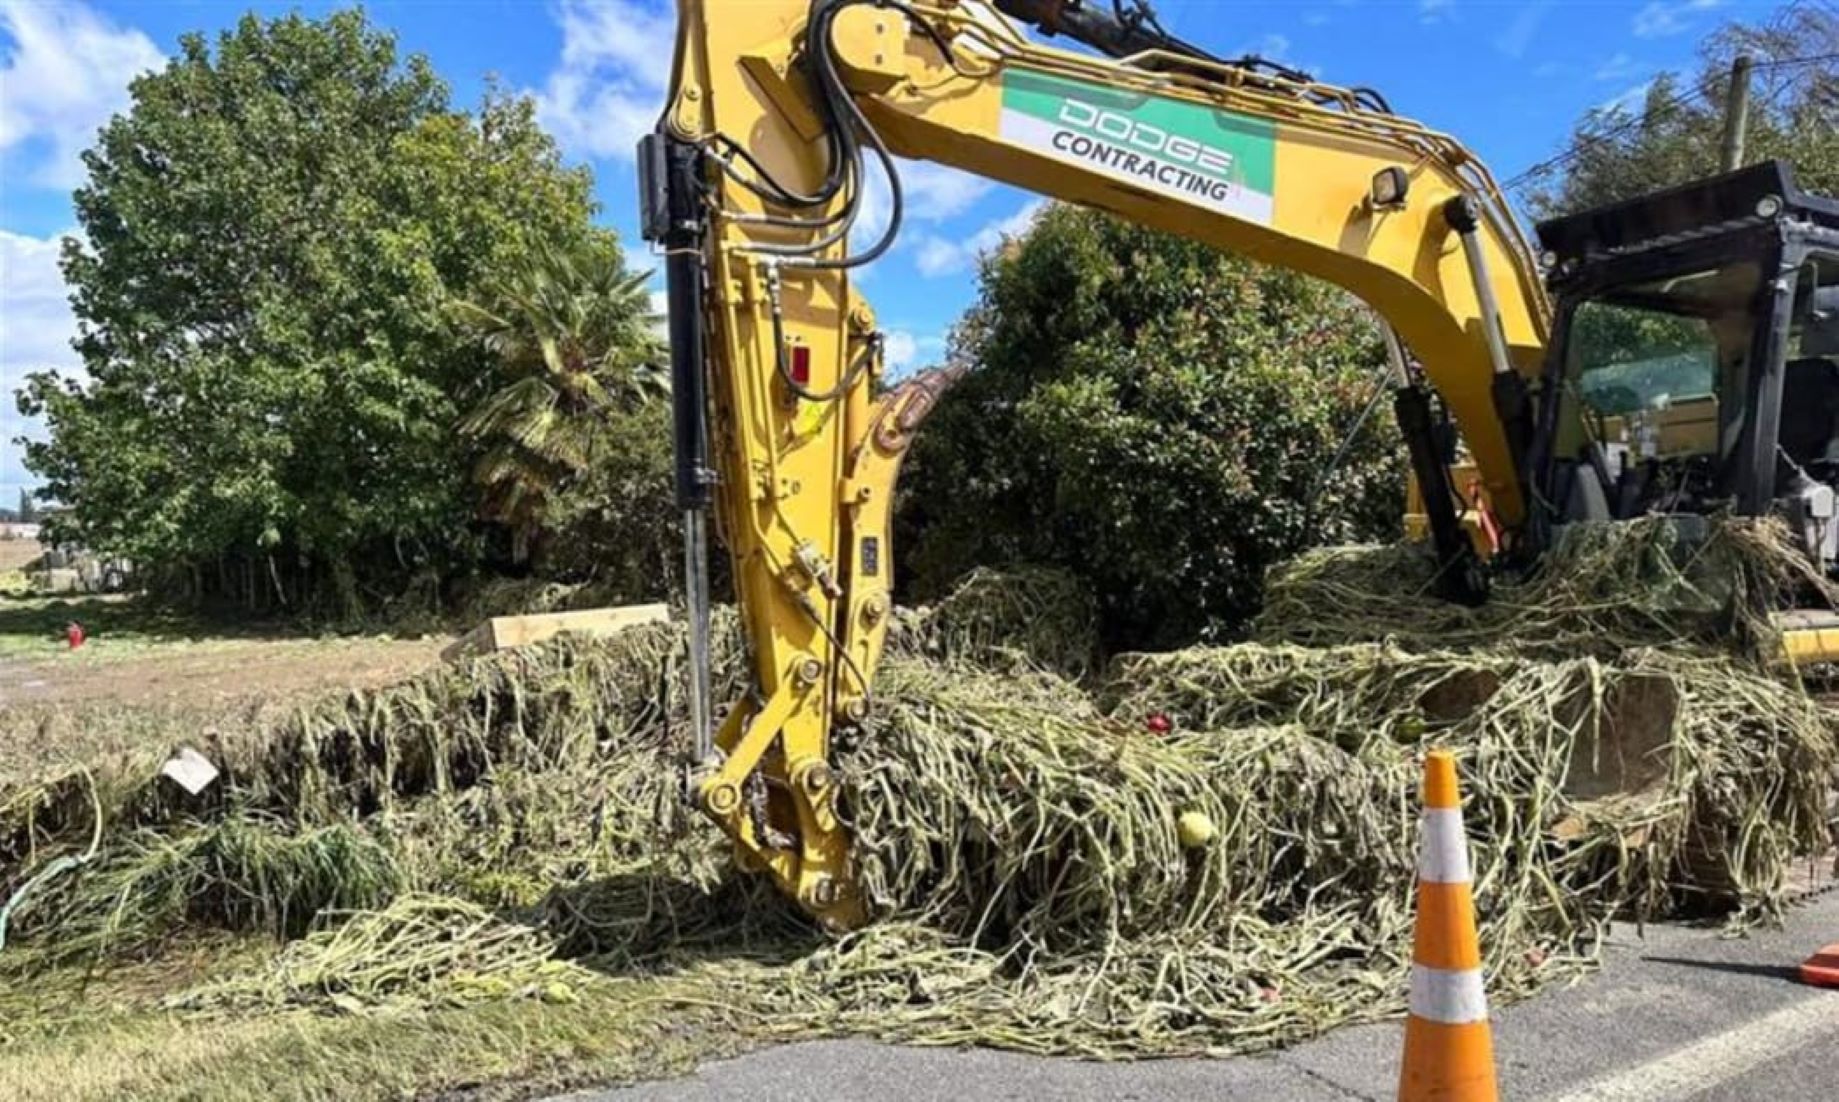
<box><xmin>1789</xmin><ymin>257</ymin><xmax>1839</xmax><ymax>362</ymax></box>
<box><xmin>1568</xmin><ymin>301</ymin><xmax>1716</xmax><ymax>418</ymax></box>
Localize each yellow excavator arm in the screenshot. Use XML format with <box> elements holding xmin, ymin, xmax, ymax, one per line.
<box><xmin>641</xmin><ymin>0</ymin><xmax>1553</xmax><ymax>927</ymax></box>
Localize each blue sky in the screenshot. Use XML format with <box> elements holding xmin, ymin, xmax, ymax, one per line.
<box><xmin>0</xmin><ymin>0</ymin><xmax>1772</xmax><ymax>503</ymax></box>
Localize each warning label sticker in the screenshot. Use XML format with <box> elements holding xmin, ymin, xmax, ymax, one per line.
<box><xmin>999</xmin><ymin>68</ymin><xmax>1276</xmax><ymax>224</ymax></box>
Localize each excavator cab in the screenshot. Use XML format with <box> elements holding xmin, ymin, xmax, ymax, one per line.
<box><xmin>1529</xmin><ymin>161</ymin><xmax>1839</xmax><ymax>657</ymax></box>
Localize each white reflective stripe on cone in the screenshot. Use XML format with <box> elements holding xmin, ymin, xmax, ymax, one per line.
<box><xmin>1408</xmin><ymin>964</ymin><xmax>1489</xmax><ymax>1025</ymax></box>
<box><xmin>1416</xmin><ymin>808</ymin><xmax>1472</xmax><ymax>884</ymax></box>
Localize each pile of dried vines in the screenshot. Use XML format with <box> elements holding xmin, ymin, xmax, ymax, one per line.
<box><xmin>0</xmin><ymin>517</ymin><xmax>1833</xmax><ymax>1070</ymax></box>
<box><xmin>1256</xmin><ymin>515</ymin><xmax>1835</xmax><ymax>663</ymax></box>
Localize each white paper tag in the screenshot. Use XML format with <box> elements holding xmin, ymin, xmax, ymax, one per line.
<box><xmin>160</xmin><ymin>747</ymin><xmax>220</xmax><ymax>795</ymax></box>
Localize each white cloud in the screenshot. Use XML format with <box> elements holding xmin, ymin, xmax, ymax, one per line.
<box><xmin>646</xmin><ymin>288</ymin><xmax>668</xmax><ymax>337</ymax></box>
<box><xmin>882</xmin><ymin>329</ymin><xmax>945</xmax><ymax>376</ymax></box>
<box><xmin>899</xmin><ymin>160</ymin><xmax>993</xmax><ymax>223</ymax></box>
<box><xmin>1494</xmin><ymin>1</ymin><xmax>1552</xmax><ymax>60</ymax></box>
<box><xmin>883</xmin><ymin>330</ymin><xmax>916</xmax><ymax>371</ymax></box>
<box><xmin>1419</xmin><ymin>0</ymin><xmax>1454</xmax><ymax>26</ymax></box>
<box><xmin>846</xmin><ymin>157</ymin><xmax>991</xmax><ymax>255</ymax></box>
<box><xmin>1</xmin><ymin>230</ymin><xmax>80</xmax><ymax>383</ymax></box>
<box><xmin>533</xmin><ymin>0</ymin><xmax>675</xmax><ymax>162</ymax></box>
<box><xmin>0</xmin><ymin>230</ymin><xmax>81</xmax><ymax>499</ymax></box>
<box><xmin>851</xmin><ymin>159</ymin><xmax>894</xmax><ymax>254</ymax></box>
<box><xmin>0</xmin><ymin>0</ymin><xmax>164</xmax><ymax>188</ymax></box>
<box><xmin>1594</xmin><ymin>52</ymin><xmax>1645</xmax><ymax>82</ymax></box>
<box><xmin>913</xmin><ymin>200</ymin><xmax>1046</xmax><ymax>278</ymax></box>
<box><xmin>1239</xmin><ymin>34</ymin><xmax>1292</xmax><ymax>64</ymax></box>
<box><xmin>1632</xmin><ymin>0</ymin><xmax>1722</xmax><ymax>39</ymax></box>
<box><xmin>1597</xmin><ymin>80</ymin><xmax>1656</xmax><ymax>116</ymax></box>
<box><xmin>0</xmin><ymin>410</ymin><xmax>44</xmax><ymax>500</ymax></box>
<box><xmin>1233</xmin><ymin>33</ymin><xmax>1322</xmax><ymax>81</ymax></box>
<box><xmin>1302</xmin><ymin>12</ymin><xmax>1331</xmax><ymax>28</ymax></box>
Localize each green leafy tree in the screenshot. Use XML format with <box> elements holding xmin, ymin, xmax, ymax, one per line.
<box><xmin>896</xmin><ymin>205</ymin><xmax>1403</xmax><ymax>651</ymax></box>
<box><xmin>1528</xmin><ymin>1</ymin><xmax>1838</xmax><ymax>216</ymax></box>
<box><xmin>451</xmin><ymin>233</ymin><xmax>663</xmax><ymax>563</ymax></box>
<box><xmin>15</xmin><ymin>489</ymin><xmax>34</xmax><ymax>525</ymax></box>
<box><xmin>537</xmin><ymin>400</ymin><xmax>682</xmax><ymax>598</ymax></box>
<box><xmin>16</xmin><ymin>10</ymin><xmax>601</xmax><ymax>614</ymax></box>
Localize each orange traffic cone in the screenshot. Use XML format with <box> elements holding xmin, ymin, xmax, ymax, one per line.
<box><xmin>1801</xmin><ymin>943</ymin><xmax>1839</xmax><ymax>988</ymax></box>
<box><xmin>1398</xmin><ymin>749</ymin><xmax>1498</xmax><ymax>1102</ymax></box>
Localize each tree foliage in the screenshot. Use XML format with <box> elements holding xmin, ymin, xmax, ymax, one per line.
<box><xmin>537</xmin><ymin>400</ymin><xmax>682</xmax><ymax>597</ymax></box>
<box><xmin>451</xmin><ymin>234</ymin><xmax>663</xmax><ymax>564</ymax></box>
<box><xmin>17</xmin><ymin>10</ymin><xmax>601</xmax><ymax>613</ymax></box>
<box><xmin>1528</xmin><ymin>1</ymin><xmax>1838</xmax><ymax>217</ymax></box>
<box><xmin>896</xmin><ymin>205</ymin><xmax>1403</xmax><ymax>651</ymax></box>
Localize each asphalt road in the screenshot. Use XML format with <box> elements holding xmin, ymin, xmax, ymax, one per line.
<box><xmin>569</xmin><ymin>888</ymin><xmax>1839</xmax><ymax>1102</ymax></box>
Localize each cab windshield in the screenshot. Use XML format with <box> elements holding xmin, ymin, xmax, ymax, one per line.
<box><xmin>1570</xmin><ymin>309</ymin><xmax>1715</xmax><ymax>417</ymax></box>
<box><xmin>1558</xmin><ymin>262</ymin><xmax>1762</xmax><ymax>458</ymax></box>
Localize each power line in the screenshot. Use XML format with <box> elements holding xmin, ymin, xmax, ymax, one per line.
<box><xmin>1504</xmin><ymin>69</ymin><xmax>1730</xmax><ymax>191</ymax></box>
<box><xmin>1501</xmin><ymin>50</ymin><xmax>1838</xmax><ymax>193</ymax></box>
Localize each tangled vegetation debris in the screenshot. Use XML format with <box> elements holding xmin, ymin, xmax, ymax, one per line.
<box><xmin>1256</xmin><ymin>515</ymin><xmax>1836</xmax><ymax>664</ymax></box>
<box><xmin>889</xmin><ymin>565</ymin><xmax>1099</xmax><ymax>677</ymax></box>
<box><xmin>0</xmin><ymin>519</ymin><xmax>1834</xmax><ymax>1097</ymax></box>
<box><xmin>170</xmin><ymin>894</ymin><xmax>591</xmax><ymax>1015</ymax></box>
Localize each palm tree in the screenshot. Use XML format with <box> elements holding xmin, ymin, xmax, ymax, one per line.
<box><xmin>452</xmin><ymin>232</ymin><xmax>664</xmax><ymax>562</ymax></box>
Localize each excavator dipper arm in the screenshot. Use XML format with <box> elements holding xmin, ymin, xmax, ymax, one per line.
<box><xmin>641</xmin><ymin>0</ymin><xmax>1550</xmax><ymax>927</ymax></box>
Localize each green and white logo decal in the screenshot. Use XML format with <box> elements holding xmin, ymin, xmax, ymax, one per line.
<box><xmin>999</xmin><ymin>69</ymin><xmax>1275</xmax><ymax>223</ymax></box>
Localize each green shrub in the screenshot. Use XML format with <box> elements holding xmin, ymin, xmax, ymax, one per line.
<box><xmin>896</xmin><ymin>205</ymin><xmax>1403</xmax><ymax>651</ymax></box>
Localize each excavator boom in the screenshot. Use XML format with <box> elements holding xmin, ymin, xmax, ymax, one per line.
<box><xmin>643</xmin><ymin>0</ymin><xmax>1553</xmax><ymax>926</ymax></box>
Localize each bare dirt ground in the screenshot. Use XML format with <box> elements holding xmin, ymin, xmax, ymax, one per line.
<box><xmin>0</xmin><ymin>594</ymin><xmax>452</xmax><ymax>780</ymax></box>
<box><xmin>0</xmin><ymin>540</ymin><xmax>42</xmax><ymax>573</ymax></box>
<box><xmin>0</xmin><ymin>631</ymin><xmax>448</xmax><ymax>710</ymax></box>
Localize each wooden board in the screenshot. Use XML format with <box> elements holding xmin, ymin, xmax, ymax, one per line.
<box><xmin>442</xmin><ymin>603</ymin><xmax>671</xmax><ymax>661</ymax></box>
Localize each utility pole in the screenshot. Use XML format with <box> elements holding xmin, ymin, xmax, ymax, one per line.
<box><xmin>1720</xmin><ymin>54</ymin><xmax>1754</xmax><ymax>172</ymax></box>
